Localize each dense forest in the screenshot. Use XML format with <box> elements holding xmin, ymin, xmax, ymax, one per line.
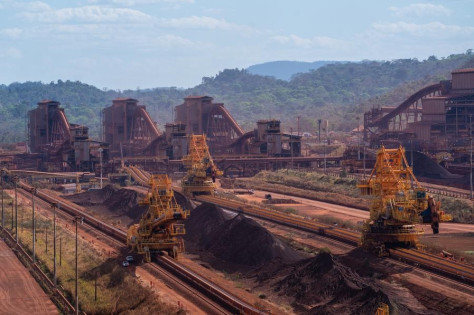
<box><xmin>0</xmin><ymin>51</ymin><xmax>473</xmax><ymax>143</ymax></box>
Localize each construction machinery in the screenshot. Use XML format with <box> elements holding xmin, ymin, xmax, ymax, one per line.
<box><xmin>358</xmin><ymin>145</ymin><xmax>452</xmax><ymax>254</ymax></box>
<box><xmin>181</xmin><ymin>134</ymin><xmax>222</xmax><ymax>196</ymax></box>
<box><xmin>127</xmin><ymin>174</ymin><xmax>189</xmax><ymax>262</ymax></box>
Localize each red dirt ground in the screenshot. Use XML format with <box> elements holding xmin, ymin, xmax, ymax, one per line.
<box><xmin>0</xmin><ymin>239</ymin><xmax>58</xmax><ymax>314</ymax></box>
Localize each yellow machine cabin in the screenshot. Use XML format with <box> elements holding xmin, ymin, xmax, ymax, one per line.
<box><xmin>181</xmin><ymin>134</ymin><xmax>222</xmax><ymax>197</ymax></box>
<box><xmin>127</xmin><ymin>174</ymin><xmax>189</xmax><ymax>262</ymax></box>
<box><xmin>358</xmin><ymin>145</ymin><xmax>452</xmax><ymax>253</ymax></box>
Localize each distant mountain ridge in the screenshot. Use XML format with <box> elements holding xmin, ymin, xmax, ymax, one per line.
<box><xmin>246</xmin><ymin>60</ymin><xmax>341</xmax><ymax>80</ymax></box>
<box><xmin>1</xmin><ymin>52</ymin><xmax>473</xmax><ymax>143</ymax></box>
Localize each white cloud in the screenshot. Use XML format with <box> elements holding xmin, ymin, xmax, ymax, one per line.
<box><xmin>87</xmin><ymin>0</ymin><xmax>193</xmax><ymax>5</ymax></box>
<box><xmin>23</xmin><ymin>1</ymin><xmax>51</xmax><ymax>11</ymax></box>
<box><xmin>158</xmin><ymin>16</ymin><xmax>255</xmax><ymax>33</ymax></box>
<box><xmin>21</xmin><ymin>5</ymin><xmax>153</xmax><ymax>23</ymax></box>
<box><xmin>270</xmin><ymin>34</ymin><xmax>346</xmax><ymax>49</ymax></box>
<box><xmin>0</xmin><ymin>28</ymin><xmax>22</xmax><ymax>38</ymax></box>
<box><xmin>389</xmin><ymin>3</ymin><xmax>451</xmax><ymax>18</ymax></box>
<box><xmin>0</xmin><ymin>0</ymin><xmax>51</xmax><ymax>11</ymax></box>
<box><xmin>150</xmin><ymin>34</ymin><xmax>193</xmax><ymax>46</ymax></box>
<box><xmin>0</xmin><ymin>47</ymin><xmax>22</xmax><ymax>59</ymax></box>
<box><xmin>373</xmin><ymin>21</ymin><xmax>474</xmax><ymax>37</ymax></box>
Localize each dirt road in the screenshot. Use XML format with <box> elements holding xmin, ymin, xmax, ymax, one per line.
<box><xmin>236</xmin><ymin>189</ymin><xmax>474</xmax><ymax>234</ymax></box>
<box><xmin>0</xmin><ymin>239</ymin><xmax>58</xmax><ymax>314</ymax></box>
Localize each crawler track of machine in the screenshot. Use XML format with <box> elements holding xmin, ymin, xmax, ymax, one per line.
<box><xmin>14</xmin><ymin>180</ymin><xmax>266</xmax><ymax>314</ymax></box>
<box><xmin>127</xmin><ymin>175</ymin><xmax>189</xmax><ymax>262</ymax></box>
<box><xmin>358</xmin><ymin>145</ymin><xmax>452</xmax><ymax>252</ymax></box>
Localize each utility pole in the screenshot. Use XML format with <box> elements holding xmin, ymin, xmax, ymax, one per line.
<box><xmin>1</xmin><ymin>172</ymin><xmax>4</xmax><ymax>239</ymax></box>
<box><xmin>470</xmin><ymin>114</ymin><xmax>473</xmax><ymax>199</ymax></box>
<box><xmin>297</xmin><ymin>116</ymin><xmax>300</xmax><ymax>137</ymax></box>
<box><xmin>290</xmin><ymin>128</ymin><xmax>294</xmax><ymax>170</ymax></box>
<box><xmin>356</xmin><ymin>116</ymin><xmax>360</xmax><ymax>160</ymax></box>
<box><xmin>59</xmin><ymin>237</ymin><xmax>62</xmax><ymax>266</ymax></box>
<box><xmin>318</xmin><ymin>119</ymin><xmax>322</xmax><ymax>143</ymax></box>
<box><xmin>98</xmin><ymin>148</ymin><xmax>103</xmax><ymax>189</ymax></box>
<box><xmin>73</xmin><ymin>216</ymin><xmax>83</xmax><ymax>315</ymax></box>
<box><xmin>363</xmin><ymin>143</ymin><xmax>366</xmax><ymax>179</ymax></box>
<box><xmin>11</xmin><ymin>195</ymin><xmax>13</xmax><ymax>231</ymax></box>
<box><xmin>323</xmin><ymin>128</ymin><xmax>327</xmax><ymax>174</ymax></box>
<box><xmin>14</xmin><ymin>178</ymin><xmax>18</xmax><ymax>244</ymax></box>
<box><xmin>52</xmin><ymin>203</ymin><xmax>57</xmax><ymax>286</ymax></box>
<box><xmin>32</xmin><ymin>189</ymin><xmax>36</xmax><ymax>263</ymax></box>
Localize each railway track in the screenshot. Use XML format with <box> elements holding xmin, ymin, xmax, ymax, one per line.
<box><xmin>74</xmin><ymin>166</ymin><xmax>474</xmax><ymax>287</ymax></box>
<box><xmin>324</xmin><ymin>170</ymin><xmax>473</xmax><ymax>200</ymax></box>
<box><xmin>195</xmin><ymin>195</ymin><xmax>474</xmax><ymax>286</ymax></box>
<box><xmin>144</xmin><ymin>261</ymin><xmax>228</xmax><ymax>314</ymax></box>
<box><xmin>16</xmin><ymin>180</ymin><xmax>267</xmax><ymax>315</ymax></box>
<box><xmin>16</xmin><ymin>189</ymin><xmax>229</xmax><ymax>314</ymax></box>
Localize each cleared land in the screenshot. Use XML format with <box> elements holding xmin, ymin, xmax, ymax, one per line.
<box><xmin>61</xmin><ymin>184</ymin><xmax>474</xmax><ymax>314</ymax></box>
<box><xmin>0</xmin><ymin>239</ymin><xmax>58</xmax><ymax>314</ymax></box>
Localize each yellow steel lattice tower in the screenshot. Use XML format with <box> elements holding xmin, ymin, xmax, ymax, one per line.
<box><xmin>358</xmin><ymin>145</ymin><xmax>452</xmax><ymax>253</ymax></box>
<box><xmin>181</xmin><ymin>134</ymin><xmax>222</xmax><ymax>196</ymax></box>
<box><xmin>127</xmin><ymin>174</ymin><xmax>189</xmax><ymax>262</ymax></box>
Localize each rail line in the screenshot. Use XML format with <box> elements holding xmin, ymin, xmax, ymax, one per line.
<box><xmin>144</xmin><ymin>261</ymin><xmax>228</xmax><ymax>314</ymax></box>
<box><xmin>16</xmin><ymin>180</ymin><xmax>267</xmax><ymax>315</ymax></box>
<box><xmin>323</xmin><ymin>170</ymin><xmax>473</xmax><ymax>200</ymax></box>
<box><xmin>120</xmin><ymin>165</ymin><xmax>474</xmax><ymax>285</ymax></box>
<box><xmin>15</xmin><ymin>188</ymin><xmax>229</xmax><ymax>314</ymax></box>
<box><xmin>63</xmin><ymin>166</ymin><xmax>474</xmax><ymax>286</ymax></box>
<box><xmin>195</xmin><ymin>195</ymin><xmax>474</xmax><ymax>286</ymax></box>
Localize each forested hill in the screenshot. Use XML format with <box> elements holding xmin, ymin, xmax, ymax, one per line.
<box><xmin>246</xmin><ymin>60</ymin><xmax>337</xmax><ymax>80</ymax></box>
<box><xmin>190</xmin><ymin>53</ymin><xmax>473</xmax><ymax>131</ymax></box>
<box><xmin>0</xmin><ymin>52</ymin><xmax>473</xmax><ymax>143</ymax></box>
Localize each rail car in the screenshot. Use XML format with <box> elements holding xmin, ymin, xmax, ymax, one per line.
<box><xmin>196</xmin><ymin>195</ymin><xmax>474</xmax><ymax>286</ymax></box>
<box><xmin>16</xmin><ymin>180</ymin><xmax>268</xmax><ymax>314</ymax></box>
<box><xmin>14</xmin><ymin>174</ymin><xmax>474</xmax><ymax>295</ymax></box>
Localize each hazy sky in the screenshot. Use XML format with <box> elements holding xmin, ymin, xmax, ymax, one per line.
<box><xmin>0</xmin><ymin>0</ymin><xmax>473</xmax><ymax>90</ymax></box>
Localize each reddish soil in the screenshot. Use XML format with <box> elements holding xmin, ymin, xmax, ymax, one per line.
<box><xmin>59</xmin><ymin>186</ymin><xmax>474</xmax><ymax>314</ymax></box>
<box><xmin>0</xmin><ymin>239</ymin><xmax>58</xmax><ymax>314</ymax></box>
<box><xmin>184</xmin><ymin>203</ymin><xmax>433</xmax><ymax>314</ymax></box>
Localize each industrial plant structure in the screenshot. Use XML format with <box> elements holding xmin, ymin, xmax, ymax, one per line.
<box><xmin>365</xmin><ymin>68</ymin><xmax>474</xmax><ymax>153</ymax></box>
<box><xmin>174</xmin><ymin>95</ymin><xmax>244</xmax><ymax>154</ymax></box>
<box><xmin>116</xmin><ymin>95</ymin><xmax>302</xmax><ymax>161</ymax></box>
<box><xmin>102</xmin><ymin>98</ymin><xmax>160</xmax><ymax>157</ymax></box>
<box><xmin>28</xmin><ymin>100</ymin><xmax>107</xmax><ymax>171</ymax></box>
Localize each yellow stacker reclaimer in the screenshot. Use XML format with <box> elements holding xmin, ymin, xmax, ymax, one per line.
<box><xmin>358</xmin><ymin>145</ymin><xmax>452</xmax><ymax>255</ymax></box>
<box><xmin>181</xmin><ymin>134</ymin><xmax>222</xmax><ymax>197</ymax></box>
<box><xmin>127</xmin><ymin>174</ymin><xmax>189</xmax><ymax>262</ymax></box>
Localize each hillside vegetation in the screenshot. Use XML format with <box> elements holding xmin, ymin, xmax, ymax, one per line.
<box><xmin>0</xmin><ymin>52</ymin><xmax>473</xmax><ymax>143</ymax></box>
<box><xmin>246</xmin><ymin>60</ymin><xmax>337</xmax><ymax>80</ymax></box>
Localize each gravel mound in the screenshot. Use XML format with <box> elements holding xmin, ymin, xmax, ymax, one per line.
<box><xmin>185</xmin><ymin>202</ymin><xmax>305</xmax><ymax>270</ymax></box>
<box><xmin>261</xmin><ymin>251</ymin><xmax>426</xmax><ymax>314</ymax></box>
<box><xmin>410</xmin><ymin>151</ymin><xmax>460</xmax><ymax>179</ymax></box>
<box><xmin>64</xmin><ymin>185</ymin><xmax>146</xmax><ymax>220</ymax></box>
<box><xmin>184</xmin><ymin>203</ymin><xmax>228</xmax><ymax>246</ymax></box>
<box><xmin>66</xmin><ymin>184</ymin><xmax>117</xmax><ymax>205</ymax></box>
